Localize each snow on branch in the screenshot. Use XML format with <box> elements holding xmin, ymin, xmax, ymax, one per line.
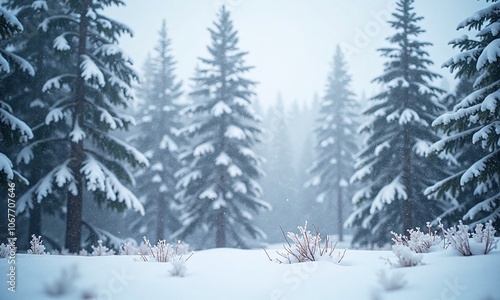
<box><xmin>193</xmin><ymin>141</ymin><xmax>214</xmax><ymax>157</ymax></box>
<box><xmin>477</xmin><ymin>39</ymin><xmax>500</xmax><ymax>71</ymax></box>
<box><xmin>463</xmin><ymin>192</ymin><xmax>500</xmax><ymax>221</ymax></box>
<box><xmin>81</xmin><ymin>155</ymin><xmax>145</xmax><ymax>215</ymax></box>
<box><xmin>53</xmin><ymin>34</ymin><xmax>71</xmax><ymax>51</ymax></box>
<box><xmin>80</xmin><ymin>54</ymin><xmax>105</xmax><ymax>87</ymax></box>
<box><xmin>457</xmin><ymin>2</ymin><xmax>500</xmax><ymax>30</ymax></box>
<box><xmin>211</xmin><ymin>100</ymin><xmax>232</xmax><ymax>117</ymax></box>
<box><xmin>225</xmin><ymin>125</ymin><xmax>246</xmax><ymax>140</ymax></box>
<box><xmin>0</xmin><ymin>101</ymin><xmax>33</xmax><ymax>139</ymax></box>
<box><xmin>370</xmin><ymin>175</ymin><xmax>407</xmax><ymax>214</ymax></box>
<box><xmin>0</xmin><ymin>153</ymin><xmax>15</xmax><ymax>180</ymax></box>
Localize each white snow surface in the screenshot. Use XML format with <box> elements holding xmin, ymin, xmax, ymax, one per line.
<box><xmin>1</xmin><ymin>245</ymin><xmax>498</xmax><ymax>300</ymax></box>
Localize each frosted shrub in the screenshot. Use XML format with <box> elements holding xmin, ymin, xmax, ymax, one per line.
<box><xmin>272</xmin><ymin>222</ymin><xmax>347</xmax><ymax>264</ymax></box>
<box><xmin>169</xmin><ymin>260</ymin><xmax>187</xmax><ymax>277</ymax></box>
<box><xmin>391</xmin><ymin>222</ymin><xmax>441</xmax><ymax>253</ymax></box>
<box><xmin>139</xmin><ymin>237</ymin><xmax>193</xmax><ymax>262</ymax></box>
<box><xmin>137</xmin><ymin>241</ymin><xmax>150</xmax><ymax>255</ymax></box>
<box><xmin>27</xmin><ymin>235</ymin><xmax>48</xmax><ymax>255</ymax></box>
<box><xmin>472</xmin><ymin>221</ymin><xmax>498</xmax><ymax>254</ymax></box>
<box><xmin>440</xmin><ymin>220</ymin><xmax>472</xmax><ymax>256</ymax></box>
<box><xmin>385</xmin><ymin>245</ymin><xmax>423</xmax><ymax>267</ymax></box>
<box><xmin>91</xmin><ymin>240</ymin><xmax>115</xmax><ymax>256</ymax></box>
<box><xmin>0</xmin><ymin>243</ymin><xmax>9</xmax><ymax>258</ymax></box>
<box><xmin>376</xmin><ymin>269</ymin><xmax>406</xmax><ymax>291</ymax></box>
<box><xmin>78</xmin><ymin>249</ymin><xmax>88</xmax><ymax>256</ymax></box>
<box><xmin>119</xmin><ymin>241</ymin><xmax>138</xmax><ymax>255</ymax></box>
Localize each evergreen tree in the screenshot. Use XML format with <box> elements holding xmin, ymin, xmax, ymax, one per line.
<box><xmin>175</xmin><ymin>6</ymin><xmax>269</xmax><ymax>248</ymax></box>
<box><xmin>12</xmin><ymin>0</ymin><xmax>148</xmax><ymax>252</ymax></box>
<box><xmin>130</xmin><ymin>20</ymin><xmax>183</xmax><ymax>242</ymax></box>
<box><xmin>2</xmin><ymin>0</ymin><xmax>75</xmax><ymax>249</ymax></box>
<box><xmin>0</xmin><ymin>4</ymin><xmax>34</xmax><ymax>184</ymax></box>
<box><xmin>306</xmin><ymin>46</ymin><xmax>359</xmax><ymax>242</ymax></box>
<box><xmin>426</xmin><ymin>1</ymin><xmax>500</xmax><ymax>227</ymax></box>
<box><xmin>346</xmin><ymin>0</ymin><xmax>447</xmax><ymax>246</ymax></box>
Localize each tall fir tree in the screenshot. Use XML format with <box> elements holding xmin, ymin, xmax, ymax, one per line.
<box><xmin>0</xmin><ymin>4</ymin><xmax>34</xmax><ymax>245</ymax></box>
<box><xmin>175</xmin><ymin>6</ymin><xmax>269</xmax><ymax>248</ymax></box>
<box><xmin>306</xmin><ymin>46</ymin><xmax>359</xmax><ymax>242</ymax></box>
<box><xmin>346</xmin><ymin>0</ymin><xmax>447</xmax><ymax>246</ymax></box>
<box><xmin>0</xmin><ymin>4</ymin><xmax>34</xmax><ymax>185</ymax></box>
<box><xmin>12</xmin><ymin>0</ymin><xmax>148</xmax><ymax>252</ymax></box>
<box><xmin>130</xmin><ymin>20</ymin><xmax>183</xmax><ymax>242</ymax></box>
<box><xmin>426</xmin><ymin>1</ymin><xmax>500</xmax><ymax>227</ymax></box>
<box><xmin>2</xmin><ymin>0</ymin><xmax>75</xmax><ymax>248</ymax></box>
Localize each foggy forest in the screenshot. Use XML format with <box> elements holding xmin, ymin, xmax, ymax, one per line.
<box><xmin>0</xmin><ymin>0</ymin><xmax>499</xmax><ymax>299</ymax></box>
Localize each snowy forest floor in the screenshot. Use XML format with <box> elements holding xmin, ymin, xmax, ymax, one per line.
<box><xmin>1</xmin><ymin>241</ymin><xmax>500</xmax><ymax>300</ymax></box>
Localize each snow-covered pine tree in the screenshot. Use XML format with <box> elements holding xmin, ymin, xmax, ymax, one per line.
<box><xmin>130</xmin><ymin>20</ymin><xmax>183</xmax><ymax>242</ymax></box>
<box><xmin>346</xmin><ymin>0</ymin><xmax>448</xmax><ymax>247</ymax></box>
<box><xmin>13</xmin><ymin>0</ymin><xmax>148</xmax><ymax>253</ymax></box>
<box><xmin>2</xmin><ymin>0</ymin><xmax>74</xmax><ymax>247</ymax></box>
<box><xmin>0</xmin><ymin>4</ymin><xmax>34</xmax><ymax>184</ymax></box>
<box><xmin>174</xmin><ymin>6</ymin><xmax>269</xmax><ymax>248</ymax></box>
<box><xmin>426</xmin><ymin>1</ymin><xmax>500</xmax><ymax>228</ymax></box>
<box><xmin>305</xmin><ymin>46</ymin><xmax>359</xmax><ymax>242</ymax></box>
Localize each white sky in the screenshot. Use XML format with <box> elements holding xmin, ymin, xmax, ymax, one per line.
<box><xmin>107</xmin><ymin>0</ymin><xmax>489</xmax><ymax>110</ymax></box>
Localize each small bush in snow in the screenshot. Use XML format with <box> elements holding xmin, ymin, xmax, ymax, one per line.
<box><xmin>78</xmin><ymin>249</ymin><xmax>88</xmax><ymax>256</ymax></box>
<box><xmin>391</xmin><ymin>222</ymin><xmax>441</xmax><ymax>253</ymax></box>
<box><xmin>0</xmin><ymin>243</ymin><xmax>9</xmax><ymax>258</ymax></box>
<box><xmin>472</xmin><ymin>220</ymin><xmax>498</xmax><ymax>254</ymax></box>
<box><xmin>376</xmin><ymin>269</ymin><xmax>406</xmax><ymax>291</ymax></box>
<box><xmin>439</xmin><ymin>220</ymin><xmax>472</xmax><ymax>256</ymax></box>
<box><xmin>169</xmin><ymin>260</ymin><xmax>187</xmax><ymax>277</ymax></box>
<box><xmin>27</xmin><ymin>235</ymin><xmax>48</xmax><ymax>255</ymax></box>
<box><xmin>91</xmin><ymin>240</ymin><xmax>115</xmax><ymax>256</ymax></box>
<box><xmin>272</xmin><ymin>222</ymin><xmax>347</xmax><ymax>264</ymax></box>
<box><xmin>138</xmin><ymin>237</ymin><xmax>193</xmax><ymax>262</ymax></box>
<box><xmin>119</xmin><ymin>241</ymin><xmax>138</xmax><ymax>255</ymax></box>
<box><xmin>137</xmin><ymin>240</ymin><xmax>150</xmax><ymax>255</ymax></box>
<box><xmin>383</xmin><ymin>245</ymin><xmax>423</xmax><ymax>267</ymax></box>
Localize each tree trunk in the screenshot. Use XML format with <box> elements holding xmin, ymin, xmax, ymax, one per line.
<box><xmin>28</xmin><ymin>201</ymin><xmax>42</xmax><ymax>240</ymax></box>
<box><xmin>65</xmin><ymin>0</ymin><xmax>90</xmax><ymax>253</ymax></box>
<box><xmin>337</xmin><ymin>187</ymin><xmax>344</xmax><ymax>242</ymax></box>
<box><xmin>401</xmin><ymin>27</ymin><xmax>413</xmax><ymax>233</ymax></box>
<box><xmin>156</xmin><ymin>194</ymin><xmax>165</xmax><ymax>241</ymax></box>
<box><xmin>215</xmin><ymin>208</ymin><xmax>226</xmax><ymax>247</ymax></box>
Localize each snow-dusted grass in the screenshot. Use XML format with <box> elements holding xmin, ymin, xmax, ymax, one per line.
<box><xmin>0</xmin><ymin>244</ymin><xmax>499</xmax><ymax>300</ymax></box>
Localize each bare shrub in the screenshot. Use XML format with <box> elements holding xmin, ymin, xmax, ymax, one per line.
<box><xmin>472</xmin><ymin>220</ymin><xmax>498</xmax><ymax>254</ymax></box>
<box><xmin>271</xmin><ymin>222</ymin><xmax>347</xmax><ymax>264</ymax></box>
<box><xmin>138</xmin><ymin>237</ymin><xmax>193</xmax><ymax>262</ymax></box>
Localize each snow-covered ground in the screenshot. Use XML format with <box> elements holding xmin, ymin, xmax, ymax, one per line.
<box><xmin>1</xmin><ymin>242</ymin><xmax>499</xmax><ymax>300</ymax></box>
